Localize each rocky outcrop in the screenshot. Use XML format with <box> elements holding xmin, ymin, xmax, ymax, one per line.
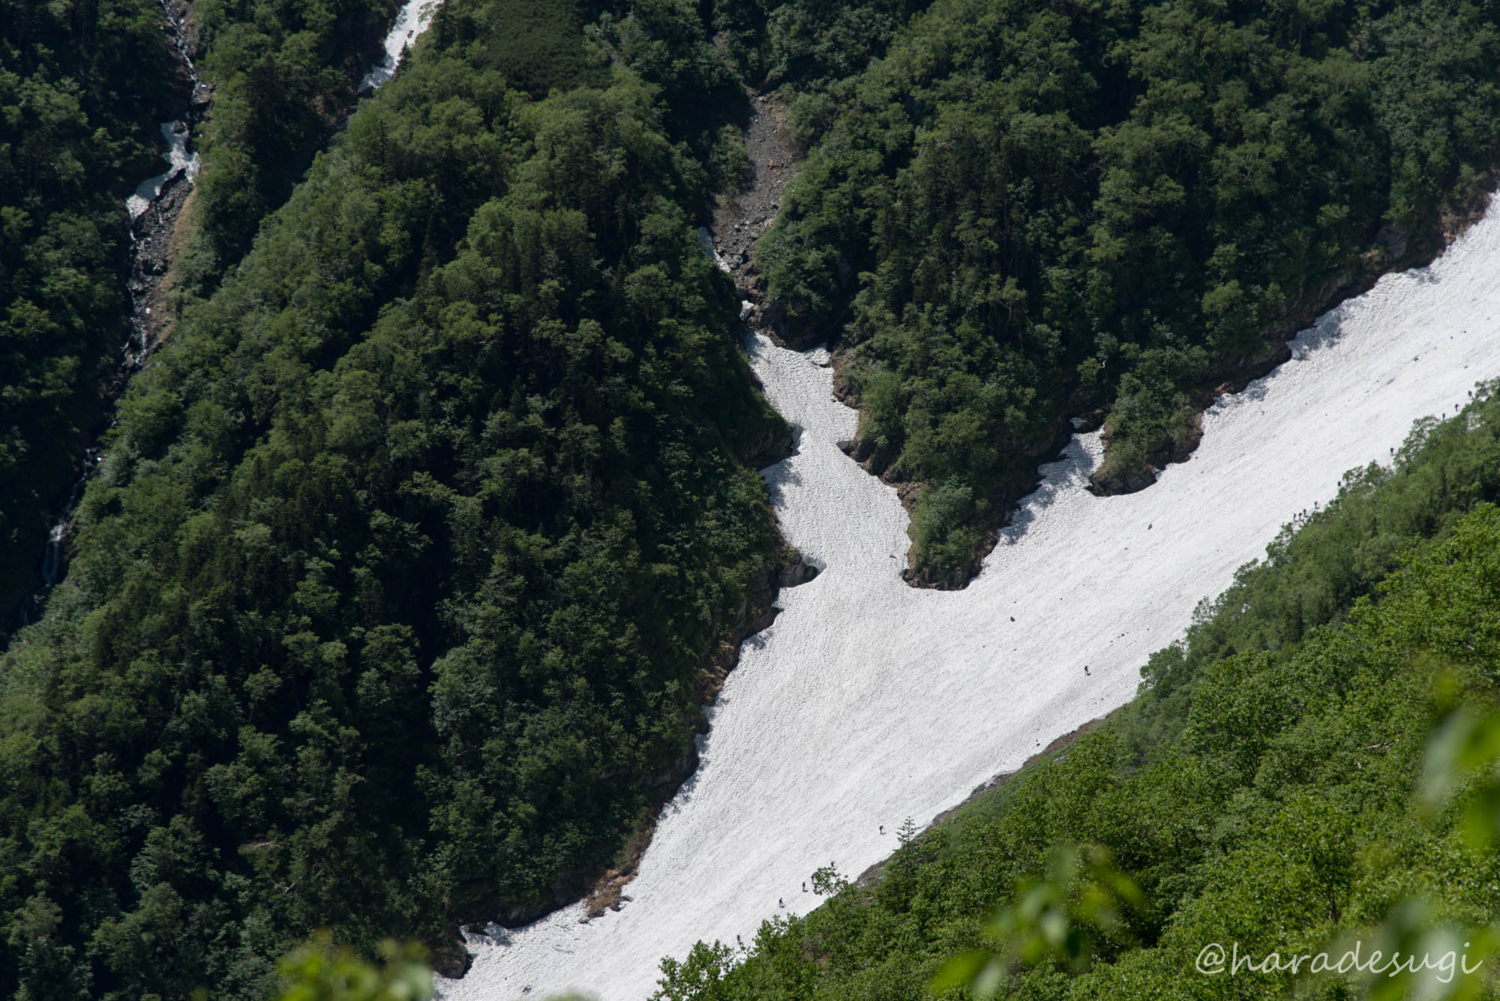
<box><xmin>739</xmin><ymin>420</ymin><xmax>796</xmax><ymax>470</ymax></box>
<box><xmin>758</xmin><ymin>297</ymin><xmax>837</xmax><ymax>351</ymax></box>
<box><xmin>1087</xmin><ymin>408</ymin><xmax>1205</xmax><ymax>497</ymax></box>
<box><xmin>776</xmin><ymin>550</ymin><xmax>821</xmax><ymax>587</ymax></box>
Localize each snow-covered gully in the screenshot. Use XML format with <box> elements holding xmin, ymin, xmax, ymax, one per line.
<box><xmin>445</xmin><ymin>203</ymin><xmax>1500</xmax><ymax>1000</ymax></box>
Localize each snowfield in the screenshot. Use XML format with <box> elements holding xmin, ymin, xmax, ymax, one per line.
<box><xmin>442</xmin><ymin>201</ymin><xmax>1500</xmax><ymax>1001</ymax></box>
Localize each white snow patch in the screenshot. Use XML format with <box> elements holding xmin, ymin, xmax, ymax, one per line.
<box><xmin>443</xmin><ymin>200</ymin><xmax>1500</xmax><ymax>1001</ymax></box>
<box><xmin>126</xmin><ymin>121</ymin><xmax>199</xmax><ymax>220</ymax></box>
<box><xmin>360</xmin><ymin>0</ymin><xmax>441</xmax><ymax>92</ymax></box>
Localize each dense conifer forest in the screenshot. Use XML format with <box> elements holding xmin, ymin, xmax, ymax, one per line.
<box><xmin>0</xmin><ymin>0</ymin><xmax>193</xmax><ymax>627</ymax></box>
<box><xmin>1</xmin><ymin>1</ymin><xmax>788</xmax><ymax>996</ymax></box>
<box><xmin>3</xmin><ymin>0</ymin><xmax>1500</xmax><ymax>997</ymax></box>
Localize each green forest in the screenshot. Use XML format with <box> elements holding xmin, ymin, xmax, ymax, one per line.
<box><xmin>2</xmin><ymin>0</ymin><xmax>174</xmax><ymax>625</ymax></box>
<box><xmin>4</xmin><ymin>0</ymin><xmax>1500</xmax><ymax>997</ymax></box>
<box><xmin>655</xmin><ymin>387</ymin><xmax>1500</xmax><ymax>1000</ymax></box>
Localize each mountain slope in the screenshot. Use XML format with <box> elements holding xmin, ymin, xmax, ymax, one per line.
<box><xmin>745</xmin><ymin>0</ymin><xmax>1500</xmax><ymax>582</ymax></box>
<box><xmin>0</xmin><ymin>3</ymin><xmax>786</xmax><ymax>996</ymax></box>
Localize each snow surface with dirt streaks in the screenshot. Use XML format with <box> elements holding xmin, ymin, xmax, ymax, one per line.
<box><xmin>443</xmin><ymin>201</ymin><xmax>1500</xmax><ymax>1001</ymax></box>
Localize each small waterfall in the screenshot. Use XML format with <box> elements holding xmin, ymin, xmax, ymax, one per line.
<box><xmin>124</xmin><ymin>0</ymin><xmax>206</xmax><ymax>358</ymax></box>
<box><xmin>125</xmin><ymin>119</ymin><xmax>200</xmax><ymax>221</ymax></box>
<box><xmin>126</xmin><ymin>1</ymin><xmax>204</xmax><ymax>220</ymax></box>
<box><xmin>15</xmin><ymin>449</ymin><xmax>99</xmax><ymax>628</ymax></box>
<box><xmin>360</xmin><ymin>0</ymin><xmax>442</xmax><ymax>92</ymax></box>
<box><xmin>8</xmin><ymin>0</ymin><xmax>446</xmax><ymax>634</ymax></box>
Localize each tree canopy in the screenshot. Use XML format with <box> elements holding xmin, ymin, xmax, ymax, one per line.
<box><xmin>0</xmin><ymin>0</ymin><xmax>396</xmax><ymax>630</ymax></box>
<box><xmin>7</xmin><ymin>0</ymin><xmax>1500</xmax><ymax>996</ymax></box>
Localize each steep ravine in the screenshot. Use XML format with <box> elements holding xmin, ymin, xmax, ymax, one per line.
<box><xmin>9</xmin><ymin>0</ymin><xmax>202</xmax><ymax>631</ymax></box>
<box><xmin>9</xmin><ymin>0</ymin><xmax>440</xmax><ymax>632</ymax></box>
<box><xmin>445</xmin><ymin>113</ymin><xmax>1500</xmax><ymax>1001</ymax></box>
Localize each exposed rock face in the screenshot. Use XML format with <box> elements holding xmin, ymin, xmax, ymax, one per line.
<box><xmin>739</xmin><ymin>420</ymin><xmax>796</xmax><ymax>470</ymax></box>
<box><xmin>1377</xmin><ymin>222</ymin><xmax>1409</xmax><ymax>261</ymax></box>
<box><xmin>838</xmin><ymin>433</ymin><xmax>897</xmax><ymax>478</ymax></box>
<box><xmin>776</xmin><ymin>550</ymin><xmax>821</xmax><ymax>587</ymax></box>
<box><xmin>708</xmin><ymin>95</ymin><xmax>851</xmax><ymax>353</ymax></box>
<box><xmin>1089</xmin><ymin>464</ymin><xmax>1157</xmax><ymax>496</ymax></box>
<box><xmin>760</xmin><ymin>296</ymin><xmax>835</xmax><ymax>350</ymax></box>
<box><xmin>1087</xmin><ymin>409</ymin><xmax>1205</xmax><ymax>497</ymax></box>
<box><xmin>710</xmin><ymin>94</ymin><xmax>795</xmax><ymax>287</ymax></box>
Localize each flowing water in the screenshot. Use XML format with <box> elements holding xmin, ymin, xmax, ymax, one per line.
<box><xmin>125</xmin><ymin>1</ymin><xmax>204</xmax><ymax>225</ymax></box>
<box><xmin>444</xmin><ymin>201</ymin><xmax>1500</xmax><ymax>1000</ymax></box>
<box><xmin>360</xmin><ymin>0</ymin><xmax>442</xmax><ymax>91</ymax></box>
<box><xmin>125</xmin><ymin>119</ymin><xmax>199</xmax><ymax>221</ymax></box>
<box><xmin>12</xmin><ymin>1</ymin><xmax>202</xmax><ymax>629</ymax></box>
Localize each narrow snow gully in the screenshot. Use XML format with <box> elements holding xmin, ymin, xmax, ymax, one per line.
<box><xmin>444</xmin><ymin>195</ymin><xmax>1500</xmax><ymax>1000</ymax></box>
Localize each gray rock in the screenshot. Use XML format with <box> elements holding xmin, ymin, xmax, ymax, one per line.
<box><xmin>1376</xmin><ymin>222</ymin><xmax>1408</xmax><ymax>261</ymax></box>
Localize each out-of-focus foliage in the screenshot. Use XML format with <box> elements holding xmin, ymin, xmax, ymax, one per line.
<box><xmin>932</xmin><ymin>844</ymin><xmax>1143</xmax><ymax>998</ymax></box>
<box><xmin>660</xmin><ymin>389</ymin><xmax>1500</xmax><ymax>998</ymax></box>
<box><xmin>277</xmin><ymin>935</ymin><xmax>432</xmax><ymax>1001</ymax></box>
<box><xmin>749</xmin><ymin>0</ymin><xmax>1500</xmax><ymax>577</ymax></box>
<box><xmin>0</xmin><ymin>1</ymin><xmax>782</xmax><ymax>998</ymax></box>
